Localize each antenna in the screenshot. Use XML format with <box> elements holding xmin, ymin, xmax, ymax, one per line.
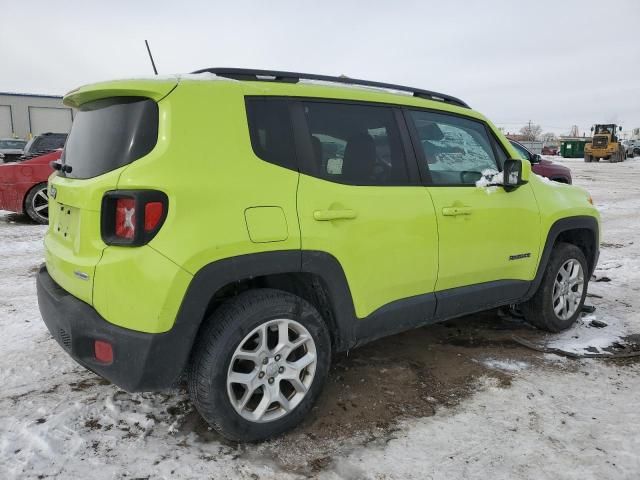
<box><xmin>145</xmin><ymin>40</ymin><xmax>158</xmax><ymax>75</ymax></box>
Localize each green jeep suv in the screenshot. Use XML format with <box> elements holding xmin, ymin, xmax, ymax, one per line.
<box><xmin>37</xmin><ymin>68</ymin><xmax>599</xmax><ymax>441</ymax></box>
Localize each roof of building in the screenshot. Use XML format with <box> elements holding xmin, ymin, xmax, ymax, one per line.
<box><xmin>0</xmin><ymin>92</ymin><xmax>63</xmax><ymax>99</ymax></box>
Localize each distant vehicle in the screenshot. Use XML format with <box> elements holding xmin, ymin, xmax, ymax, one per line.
<box><xmin>0</xmin><ymin>138</ymin><xmax>27</xmax><ymax>163</ymax></box>
<box><xmin>621</xmin><ymin>140</ymin><xmax>638</xmax><ymax>158</ymax></box>
<box><xmin>542</xmin><ymin>145</ymin><xmax>559</xmax><ymax>156</ymax></box>
<box><xmin>510</xmin><ymin>139</ymin><xmax>572</xmax><ymax>184</ymax></box>
<box><xmin>584</xmin><ymin>124</ymin><xmax>625</xmax><ymax>162</ymax></box>
<box><xmin>22</xmin><ymin>132</ymin><xmax>67</xmax><ymax>159</ymax></box>
<box><xmin>0</xmin><ymin>149</ymin><xmax>59</xmax><ymax>223</ymax></box>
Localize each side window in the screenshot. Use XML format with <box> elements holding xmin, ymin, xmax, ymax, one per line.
<box><xmin>245</xmin><ymin>98</ymin><xmax>297</xmax><ymax>171</ymax></box>
<box><xmin>408</xmin><ymin>110</ymin><xmax>500</xmax><ymax>185</ymax></box>
<box><xmin>302</xmin><ymin>102</ymin><xmax>409</xmax><ymax>186</ymax></box>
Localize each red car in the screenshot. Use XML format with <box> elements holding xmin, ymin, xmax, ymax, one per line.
<box><xmin>0</xmin><ymin>150</ymin><xmax>60</xmax><ymax>224</ymax></box>
<box><xmin>509</xmin><ymin>139</ymin><xmax>572</xmax><ymax>184</ymax></box>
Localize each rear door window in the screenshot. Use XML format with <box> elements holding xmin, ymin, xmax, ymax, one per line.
<box><xmin>301</xmin><ymin>101</ymin><xmax>409</xmax><ymax>186</ymax></box>
<box><xmin>62</xmin><ymin>97</ymin><xmax>158</xmax><ymax>179</ymax></box>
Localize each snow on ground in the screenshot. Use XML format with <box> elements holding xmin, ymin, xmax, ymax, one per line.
<box><xmin>1</xmin><ymin>157</ymin><xmax>640</xmax><ymax>479</ymax></box>
<box><xmin>322</xmin><ymin>360</ymin><xmax>640</xmax><ymax>480</ymax></box>
<box><xmin>479</xmin><ymin>358</ymin><xmax>529</xmax><ymax>372</ymax></box>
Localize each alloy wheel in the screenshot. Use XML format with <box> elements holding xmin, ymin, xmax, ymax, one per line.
<box><xmin>552</xmin><ymin>259</ymin><xmax>584</xmax><ymax>320</ymax></box>
<box><xmin>226</xmin><ymin>318</ymin><xmax>317</xmax><ymax>423</ymax></box>
<box><xmin>31</xmin><ymin>186</ymin><xmax>49</xmax><ymax>222</ymax></box>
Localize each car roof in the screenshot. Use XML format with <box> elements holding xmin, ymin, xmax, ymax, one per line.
<box><xmin>192</xmin><ymin>68</ymin><xmax>470</xmax><ymax>109</ymax></box>
<box><xmin>64</xmin><ymin>70</ymin><xmax>491</xmax><ymax>124</ymax></box>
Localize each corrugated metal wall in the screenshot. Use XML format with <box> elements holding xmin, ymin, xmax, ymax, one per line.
<box><xmin>0</xmin><ymin>93</ymin><xmax>74</xmax><ymax>140</ymax></box>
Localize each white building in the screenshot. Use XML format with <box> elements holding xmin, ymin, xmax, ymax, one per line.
<box><xmin>0</xmin><ymin>92</ymin><xmax>74</xmax><ymax>140</ymax></box>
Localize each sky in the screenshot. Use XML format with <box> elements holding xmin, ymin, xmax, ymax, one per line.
<box><xmin>2</xmin><ymin>0</ymin><xmax>639</xmax><ymax>137</ymax></box>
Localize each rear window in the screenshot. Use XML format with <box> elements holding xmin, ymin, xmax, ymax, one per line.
<box><xmin>27</xmin><ymin>134</ymin><xmax>67</xmax><ymax>154</ymax></box>
<box><xmin>62</xmin><ymin>97</ymin><xmax>158</xmax><ymax>179</ymax></box>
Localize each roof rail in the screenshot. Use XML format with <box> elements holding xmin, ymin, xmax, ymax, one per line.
<box><xmin>191</xmin><ymin>68</ymin><xmax>470</xmax><ymax>109</ymax></box>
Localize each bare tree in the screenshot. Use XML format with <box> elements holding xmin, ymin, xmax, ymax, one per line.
<box><xmin>520</xmin><ymin>122</ymin><xmax>543</xmax><ymax>141</ymax></box>
<box><xmin>542</xmin><ymin>132</ymin><xmax>557</xmax><ymax>142</ymax></box>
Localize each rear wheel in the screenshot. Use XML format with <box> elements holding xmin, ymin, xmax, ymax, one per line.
<box><xmin>24</xmin><ymin>183</ymin><xmax>49</xmax><ymax>224</ymax></box>
<box><xmin>584</xmin><ymin>153</ymin><xmax>592</xmax><ymax>163</ymax></box>
<box><xmin>521</xmin><ymin>242</ymin><xmax>588</xmax><ymax>332</ymax></box>
<box><xmin>188</xmin><ymin>289</ymin><xmax>331</xmax><ymax>442</ymax></box>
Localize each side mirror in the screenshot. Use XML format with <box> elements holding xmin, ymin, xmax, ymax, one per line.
<box><xmin>503</xmin><ymin>159</ymin><xmax>525</xmax><ymax>191</ymax></box>
<box><xmin>591</xmin><ymin>126</ymin><xmax>594</xmax><ymax>132</ymax></box>
<box><xmin>531</xmin><ymin>153</ymin><xmax>541</xmax><ymax>163</ymax></box>
<box><xmin>619</xmin><ymin>126</ymin><xmax>623</xmax><ymax>131</ymax></box>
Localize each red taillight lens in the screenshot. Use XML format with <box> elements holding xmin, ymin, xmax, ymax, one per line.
<box><xmin>102</xmin><ymin>191</ymin><xmax>168</xmax><ymax>246</ymax></box>
<box><xmin>144</xmin><ymin>201</ymin><xmax>163</xmax><ymax>232</ymax></box>
<box><xmin>94</xmin><ymin>340</ymin><xmax>113</xmax><ymax>364</ymax></box>
<box><xmin>115</xmin><ymin>198</ymin><xmax>136</xmax><ymax>239</ymax></box>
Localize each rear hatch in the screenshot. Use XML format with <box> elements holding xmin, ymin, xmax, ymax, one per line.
<box><xmin>45</xmin><ymin>79</ymin><xmax>176</xmax><ymax>304</ymax></box>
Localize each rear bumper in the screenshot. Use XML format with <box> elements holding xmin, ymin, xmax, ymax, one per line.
<box><xmin>37</xmin><ymin>265</ymin><xmax>188</xmax><ymax>392</ymax></box>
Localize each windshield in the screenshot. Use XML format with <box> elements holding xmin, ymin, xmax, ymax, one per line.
<box><xmin>509</xmin><ymin>141</ymin><xmax>531</xmax><ymax>161</ymax></box>
<box><xmin>62</xmin><ymin>96</ymin><xmax>158</xmax><ymax>179</ymax></box>
<box><xmin>0</xmin><ymin>139</ymin><xmax>27</xmax><ymax>149</ymax></box>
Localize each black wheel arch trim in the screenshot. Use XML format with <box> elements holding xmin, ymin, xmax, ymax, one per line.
<box><xmin>523</xmin><ymin>215</ymin><xmax>599</xmax><ymax>301</ymax></box>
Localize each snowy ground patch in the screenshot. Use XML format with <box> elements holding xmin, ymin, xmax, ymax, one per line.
<box><xmin>480</xmin><ymin>358</ymin><xmax>529</xmax><ymax>372</ymax></box>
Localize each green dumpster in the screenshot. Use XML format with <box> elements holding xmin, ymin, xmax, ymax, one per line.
<box><xmin>560</xmin><ymin>140</ymin><xmax>588</xmax><ymax>158</ymax></box>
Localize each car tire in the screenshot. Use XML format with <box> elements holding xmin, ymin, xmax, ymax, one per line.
<box><xmin>24</xmin><ymin>182</ymin><xmax>49</xmax><ymax>224</ymax></box>
<box><xmin>521</xmin><ymin>242</ymin><xmax>588</xmax><ymax>333</ymax></box>
<box><xmin>188</xmin><ymin>288</ymin><xmax>331</xmax><ymax>442</ymax></box>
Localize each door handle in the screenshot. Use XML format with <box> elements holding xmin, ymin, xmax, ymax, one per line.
<box><xmin>313</xmin><ymin>209</ymin><xmax>357</xmax><ymax>221</ymax></box>
<box><xmin>442</xmin><ymin>206</ymin><xmax>472</xmax><ymax>216</ymax></box>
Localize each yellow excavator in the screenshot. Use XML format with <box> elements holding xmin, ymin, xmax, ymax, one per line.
<box><xmin>584</xmin><ymin>124</ymin><xmax>625</xmax><ymax>162</ymax></box>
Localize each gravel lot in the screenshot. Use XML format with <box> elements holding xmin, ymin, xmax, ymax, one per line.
<box><xmin>1</xmin><ymin>157</ymin><xmax>639</xmax><ymax>479</ymax></box>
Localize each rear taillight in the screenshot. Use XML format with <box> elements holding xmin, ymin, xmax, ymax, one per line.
<box><xmin>101</xmin><ymin>190</ymin><xmax>168</xmax><ymax>246</ymax></box>
<box><xmin>115</xmin><ymin>198</ymin><xmax>136</xmax><ymax>239</ymax></box>
<box><xmin>144</xmin><ymin>201</ymin><xmax>164</xmax><ymax>232</ymax></box>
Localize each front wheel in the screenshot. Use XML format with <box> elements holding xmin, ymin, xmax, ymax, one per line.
<box><xmin>521</xmin><ymin>242</ymin><xmax>588</xmax><ymax>332</ymax></box>
<box><xmin>188</xmin><ymin>289</ymin><xmax>331</xmax><ymax>442</ymax></box>
<box><xmin>24</xmin><ymin>183</ymin><xmax>49</xmax><ymax>224</ymax></box>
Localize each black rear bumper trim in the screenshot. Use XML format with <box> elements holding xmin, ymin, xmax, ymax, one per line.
<box><xmin>36</xmin><ymin>265</ymin><xmax>186</xmax><ymax>392</ymax></box>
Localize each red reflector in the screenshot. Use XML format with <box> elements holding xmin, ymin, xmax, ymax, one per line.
<box><xmin>94</xmin><ymin>340</ymin><xmax>113</xmax><ymax>364</ymax></box>
<box><xmin>115</xmin><ymin>198</ymin><xmax>136</xmax><ymax>239</ymax></box>
<box><xmin>144</xmin><ymin>201</ymin><xmax>163</xmax><ymax>231</ymax></box>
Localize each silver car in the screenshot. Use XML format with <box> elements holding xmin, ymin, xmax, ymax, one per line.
<box><xmin>0</xmin><ymin>138</ymin><xmax>27</xmax><ymax>163</ymax></box>
<box><xmin>622</xmin><ymin>140</ymin><xmax>640</xmax><ymax>158</ymax></box>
